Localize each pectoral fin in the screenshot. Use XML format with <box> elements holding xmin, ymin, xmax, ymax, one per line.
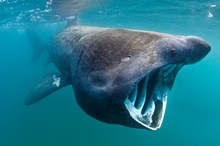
<box><xmin>25</xmin><ymin>72</ymin><xmax>71</xmax><ymax>106</ymax></box>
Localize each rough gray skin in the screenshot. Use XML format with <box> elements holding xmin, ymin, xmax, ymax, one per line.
<box><xmin>25</xmin><ymin>26</ymin><xmax>211</xmax><ymax>130</ymax></box>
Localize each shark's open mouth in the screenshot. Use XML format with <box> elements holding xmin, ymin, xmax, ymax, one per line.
<box><xmin>124</xmin><ymin>64</ymin><xmax>183</xmax><ymax>130</ymax></box>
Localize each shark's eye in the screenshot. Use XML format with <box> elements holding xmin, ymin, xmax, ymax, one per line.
<box><xmin>170</xmin><ymin>49</ymin><xmax>177</xmax><ymax>57</ymax></box>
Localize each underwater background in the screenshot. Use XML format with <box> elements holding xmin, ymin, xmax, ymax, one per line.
<box><xmin>0</xmin><ymin>0</ymin><xmax>220</xmax><ymax>146</ymax></box>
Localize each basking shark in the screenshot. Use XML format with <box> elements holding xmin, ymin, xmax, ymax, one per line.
<box><xmin>25</xmin><ymin>26</ymin><xmax>211</xmax><ymax>130</ymax></box>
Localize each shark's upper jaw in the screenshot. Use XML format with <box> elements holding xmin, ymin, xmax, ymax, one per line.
<box><xmin>124</xmin><ymin>64</ymin><xmax>183</xmax><ymax>130</ymax></box>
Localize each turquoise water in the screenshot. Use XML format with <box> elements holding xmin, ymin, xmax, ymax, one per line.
<box><xmin>0</xmin><ymin>0</ymin><xmax>220</xmax><ymax>146</ymax></box>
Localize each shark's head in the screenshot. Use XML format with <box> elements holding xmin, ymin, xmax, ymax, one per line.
<box><xmin>72</xmin><ymin>28</ymin><xmax>211</xmax><ymax>130</ymax></box>
<box><xmin>123</xmin><ymin>35</ymin><xmax>211</xmax><ymax>130</ymax></box>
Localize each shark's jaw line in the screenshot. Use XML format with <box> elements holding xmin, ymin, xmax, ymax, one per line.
<box><xmin>124</xmin><ymin>64</ymin><xmax>183</xmax><ymax>130</ymax></box>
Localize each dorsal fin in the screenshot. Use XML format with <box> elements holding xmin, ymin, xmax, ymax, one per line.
<box><xmin>25</xmin><ymin>72</ymin><xmax>71</xmax><ymax>106</ymax></box>
<box><xmin>26</xmin><ymin>28</ymin><xmax>47</xmax><ymax>64</ymax></box>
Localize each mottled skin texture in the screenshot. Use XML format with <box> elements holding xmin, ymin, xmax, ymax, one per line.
<box><xmin>26</xmin><ymin>26</ymin><xmax>210</xmax><ymax>130</ymax></box>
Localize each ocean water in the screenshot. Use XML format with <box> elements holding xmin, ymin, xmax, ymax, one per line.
<box><xmin>0</xmin><ymin>0</ymin><xmax>220</xmax><ymax>146</ymax></box>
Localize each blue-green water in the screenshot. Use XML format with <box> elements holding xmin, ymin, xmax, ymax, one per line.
<box><xmin>0</xmin><ymin>0</ymin><xmax>220</xmax><ymax>146</ymax></box>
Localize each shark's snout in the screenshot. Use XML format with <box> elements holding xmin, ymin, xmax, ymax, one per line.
<box><xmin>184</xmin><ymin>36</ymin><xmax>211</xmax><ymax>64</ymax></box>
<box><xmin>164</xmin><ymin>36</ymin><xmax>211</xmax><ymax>65</ymax></box>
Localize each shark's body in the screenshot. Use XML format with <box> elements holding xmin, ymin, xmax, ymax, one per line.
<box><xmin>25</xmin><ymin>26</ymin><xmax>210</xmax><ymax>130</ymax></box>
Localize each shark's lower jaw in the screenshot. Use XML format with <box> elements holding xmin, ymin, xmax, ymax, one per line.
<box><xmin>124</xmin><ymin>64</ymin><xmax>183</xmax><ymax>130</ymax></box>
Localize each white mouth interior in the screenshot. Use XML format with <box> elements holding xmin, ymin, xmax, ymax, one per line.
<box><xmin>124</xmin><ymin>64</ymin><xmax>182</xmax><ymax>130</ymax></box>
